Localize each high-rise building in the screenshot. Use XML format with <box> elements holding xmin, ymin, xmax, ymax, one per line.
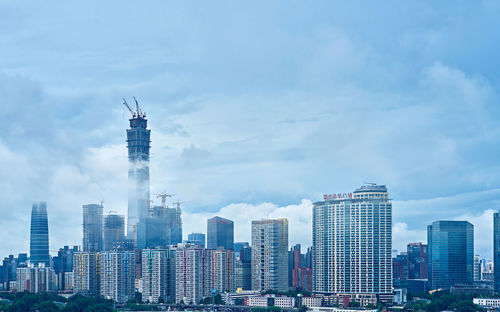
<box><xmin>175</xmin><ymin>244</ymin><xmax>212</xmax><ymax>304</ymax></box>
<box><xmin>234</xmin><ymin>242</ymin><xmax>250</xmax><ymax>254</ymax></box>
<box><xmin>494</xmin><ymin>211</ymin><xmax>500</xmax><ymax>293</ymax></box>
<box><xmin>137</xmin><ymin>204</ymin><xmax>183</xmax><ymax>249</ymax></box>
<box><xmin>407</xmin><ymin>243</ymin><xmax>428</xmax><ymax>280</ymax></box>
<box><xmin>207</xmin><ymin>216</ymin><xmax>234</xmax><ymax>250</ymax></box>
<box><xmin>251</xmin><ymin>218</ymin><xmax>288</xmax><ymax>292</ymax></box>
<box><xmin>73</xmin><ymin>252</ymin><xmax>101</xmax><ymax>296</ymax></box>
<box><xmin>142</xmin><ymin>248</ymin><xmax>176</xmax><ymax>303</ymax></box>
<box><xmin>288</xmin><ymin>244</ymin><xmax>312</xmax><ymax>292</ymax></box>
<box><xmin>30</xmin><ymin>202</ymin><xmax>50</xmax><ymax>266</ymax></box>
<box><xmin>187</xmin><ymin>233</ymin><xmax>206</xmax><ymax>248</ymax></box>
<box><xmin>313</xmin><ymin>184</ymin><xmax>392</xmax><ymax>302</ymax></box>
<box><xmin>474</xmin><ymin>254</ymin><xmax>482</xmax><ymax>281</ymax></box>
<box><xmin>83</xmin><ymin>204</ymin><xmax>103</xmax><ymax>252</ymax></box>
<box><xmin>393</xmin><ymin>253</ymin><xmax>408</xmax><ymax>280</ymax></box>
<box><xmin>235</xmin><ymin>246</ymin><xmax>252</xmax><ymax>291</ymax></box>
<box><xmin>103</xmin><ymin>214</ymin><xmax>125</xmax><ymax>251</ymax></box>
<box><xmin>0</xmin><ymin>254</ymin><xmax>27</xmax><ymax>291</ymax></box>
<box><xmin>427</xmin><ymin>221</ymin><xmax>473</xmax><ymax>290</ymax></box>
<box><xmin>53</xmin><ymin>245</ymin><xmax>79</xmax><ymax>290</ymax></box>
<box><xmin>16</xmin><ymin>264</ymin><xmax>57</xmax><ymax>293</ymax></box>
<box><xmin>210</xmin><ymin>249</ymin><xmax>235</xmax><ymax>293</ymax></box>
<box><xmin>100</xmin><ymin>251</ymin><xmax>135</xmax><ymax>303</ymax></box>
<box><xmin>125</xmin><ymin>101</ymin><xmax>151</xmax><ymax>245</ymax></box>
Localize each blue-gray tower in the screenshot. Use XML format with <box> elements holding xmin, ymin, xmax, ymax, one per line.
<box><xmin>30</xmin><ymin>201</ymin><xmax>50</xmax><ymax>266</ymax></box>
<box><xmin>124</xmin><ymin>98</ymin><xmax>151</xmax><ymax>246</ymax></box>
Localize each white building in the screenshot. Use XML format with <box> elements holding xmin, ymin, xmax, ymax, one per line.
<box><xmin>251</xmin><ymin>218</ymin><xmax>288</xmax><ymax>292</ymax></box>
<box><xmin>301</xmin><ymin>296</ymin><xmax>322</xmax><ymax>308</ymax></box>
<box><xmin>100</xmin><ymin>251</ymin><xmax>135</xmax><ymax>303</ymax></box>
<box><xmin>175</xmin><ymin>244</ymin><xmax>212</xmax><ymax>304</ymax></box>
<box><xmin>246</xmin><ymin>295</ymin><xmax>295</xmax><ymax>308</ymax></box>
<box><xmin>141</xmin><ymin>248</ymin><xmax>176</xmax><ymax>303</ymax></box>
<box><xmin>210</xmin><ymin>249</ymin><xmax>235</xmax><ymax>293</ymax></box>
<box><xmin>16</xmin><ymin>263</ymin><xmax>57</xmax><ymax>293</ymax></box>
<box><xmin>313</xmin><ymin>184</ymin><xmax>392</xmax><ymax>303</ymax></box>
<box><xmin>474</xmin><ymin>298</ymin><xmax>500</xmax><ymax>308</ymax></box>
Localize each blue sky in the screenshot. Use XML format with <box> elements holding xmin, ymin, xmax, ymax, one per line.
<box><xmin>1</xmin><ymin>1</ymin><xmax>500</xmax><ymax>258</ymax></box>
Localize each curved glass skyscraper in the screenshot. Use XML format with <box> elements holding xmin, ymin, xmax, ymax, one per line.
<box><xmin>30</xmin><ymin>202</ymin><xmax>49</xmax><ymax>266</ymax></box>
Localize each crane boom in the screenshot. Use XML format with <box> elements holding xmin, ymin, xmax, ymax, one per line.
<box><xmin>133</xmin><ymin>97</ymin><xmax>143</xmax><ymax>116</ymax></box>
<box><xmin>123</xmin><ymin>98</ymin><xmax>136</xmax><ymax>117</ymax></box>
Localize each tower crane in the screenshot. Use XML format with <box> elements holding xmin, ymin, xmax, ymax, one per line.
<box><xmin>155</xmin><ymin>192</ymin><xmax>175</xmax><ymax>209</ymax></box>
<box><xmin>123</xmin><ymin>98</ymin><xmax>136</xmax><ymax>118</ymax></box>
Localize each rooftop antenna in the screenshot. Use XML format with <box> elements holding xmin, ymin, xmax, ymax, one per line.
<box><xmin>123</xmin><ymin>98</ymin><xmax>136</xmax><ymax>118</ymax></box>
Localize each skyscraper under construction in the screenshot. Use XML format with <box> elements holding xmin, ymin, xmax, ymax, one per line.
<box><xmin>124</xmin><ymin>98</ymin><xmax>151</xmax><ymax>246</ymax></box>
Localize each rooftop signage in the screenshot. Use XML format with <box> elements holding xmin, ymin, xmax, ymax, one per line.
<box><xmin>323</xmin><ymin>193</ymin><xmax>353</xmax><ymax>200</ymax></box>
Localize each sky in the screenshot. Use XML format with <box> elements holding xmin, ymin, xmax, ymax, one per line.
<box><xmin>1</xmin><ymin>1</ymin><xmax>500</xmax><ymax>259</ymax></box>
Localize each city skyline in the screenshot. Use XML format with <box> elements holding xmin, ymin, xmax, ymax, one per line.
<box><xmin>1</xmin><ymin>1</ymin><xmax>500</xmax><ymax>259</ymax></box>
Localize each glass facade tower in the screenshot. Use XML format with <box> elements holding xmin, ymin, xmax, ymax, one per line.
<box><xmin>493</xmin><ymin>211</ymin><xmax>500</xmax><ymax>293</ymax></box>
<box><xmin>83</xmin><ymin>204</ymin><xmax>103</xmax><ymax>252</ymax></box>
<box><xmin>427</xmin><ymin>221</ymin><xmax>473</xmax><ymax>290</ymax></box>
<box><xmin>207</xmin><ymin>216</ymin><xmax>234</xmax><ymax>250</ymax></box>
<box><xmin>30</xmin><ymin>202</ymin><xmax>50</xmax><ymax>266</ymax></box>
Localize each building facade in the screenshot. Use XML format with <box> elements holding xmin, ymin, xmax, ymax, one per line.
<box><xmin>142</xmin><ymin>248</ymin><xmax>176</xmax><ymax>303</ymax></box>
<box><xmin>100</xmin><ymin>251</ymin><xmax>135</xmax><ymax>303</ymax></box>
<box><xmin>16</xmin><ymin>264</ymin><xmax>57</xmax><ymax>293</ymax></box>
<box><xmin>312</xmin><ymin>184</ymin><xmax>392</xmax><ymax>302</ymax></box>
<box><xmin>251</xmin><ymin>218</ymin><xmax>289</xmax><ymax>292</ymax></box>
<box><xmin>175</xmin><ymin>244</ymin><xmax>212</xmax><ymax>304</ymax></box>
<box><xmin>427</xmin><ymin>221</ymin><xmax>474</xmax><ymax>290</ymax></box>
<box><xmin>207</xmin><ymin>216</ymin><xmax>234</xmax><ymax>250</ymax></box>
<box><xmin>103</xmin><ymin>213</ymin><xmax>125</xmax><ymax>251</ymax></box>
<box><xmin>83</xmin><ymin>204</ymin><xmax>103</xmax><ymax>252</ymax></box>
<box><xmin>53</xmin><ymin>245</ymin><xmax>79</xmax><ymax>290</ymax></box>
<box><xmin>73</xmin><ymin>252</ymin><xmax>101</xmax><ymax>296</ymax></box>
<box><xmin>126</xmin><ymin>104</ymin><xmax>151</xmax><ymax>245</ymax></box>
<box><xmin>30</xmin><ymin>202</ymin><xmax>50</xmax><ymax>266</ymax></box>
<box><xmin>494</xmin><ymin>211</ymin><xmax>500</xmax><ymax>293</ymax></box>
<box><xmin>187</xmin><ymin>233</ymin><xmax>206</xmax><ymax>248</ymax></box>
<box><xmin>210</xmin><ymin>249</ymin><xmax>236</xmax><ymax>293</ymax></box>
<box><xmin>236</xmin><ymin>246</ymin><xmax>252</xmax><ymax>290</ymax></box>
<box><xmin>407</xmin><ymin>243</ymin><xmax>428</xmax><ymax>280</ymax></box>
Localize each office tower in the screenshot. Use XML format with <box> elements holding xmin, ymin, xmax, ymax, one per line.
<box><xmin>30</xmin><ymin>202</ymin><xmax>50</xmax><ymax>266</ymax></box>
<box><xmin>251</xmin><ymin>218</ymin><xmax>289</xmax><ymax>292</ymax></box>
<box><xmin>103</xmin><ymin>213</ymin><xmax>125</xmax><ymax>250</ymax></box>
<box><xmin>188</xmin><ymin>233</ymin><xmax>206</xmax><ymax>248</ymax></box>
<box><xmin>16</xmin><ymin>264</ymin><xmax>57</xmax><ymax>293</ymax></box>
<box><xmin>495</xmin><ymin>211</ymin><xmax>500</xmax><ymax>293</ymax></box>
<box><xmin>427</xmin><ymin>221</ymin><xmax>474</xmax><ymax>290</ymax></box>
<box><xmin>207</xmin><ymin>216</ymin><xmax>234</xmax><ymax>250</ymax></box>
<box><xmin>313</xmin><ymin>184</ymin><xmax>392</xmax><ymax>302</ymax></box>
<box><xmin>210</xmin><ymin>249</ymin><xmax>235</xmax><ymax>293</ymax></box>
<box><xmin>73</xmin><ymin>252</ymin><xmax>101</xmax><ymax>296</ymax></box>
<box><xmin>53</xmin><ymin>245</ymin><xmax>79</xmax><ymax>290</ymax></box>
<box><xmin>125</xmin><ymin>100</ymin><xmax>151</xmax><ymax>245</ymax></box>
<box><xmin>175</xmin><ymin>244</ymin><xmax>212</xmax><ymax>304</ymax></box>
<box><xmin>83</xmin><ymin>204</ymin><xmax>103</xmax><ymax>252</ymax></box>
<box><xmin>393</xmin><ymin>253</ymin><xmax>408</xmax><ymax>280</ymax></box>
<box><xmin>289</xmin><ymin>244</ymin><xmax>312</xmax><ymax>291</ymax></box>
<box><xmin>137</xmin><ymin>204</ymin><xmax>183</xmax><ymax>249</ymax></box>
<box><xmin>289</xmin><ymin>244</ymin><xmax>301</xmax><ymax>287</ymax></box>
<box><xmin>234</xmin><ymin>242</ymin><xmax>250</xmax><ymax>254</ymax></box>
<box><xmin>474</xmin><ymin>254</ymin><xmax>482</xmax><ymax>281</ymax></box>
<box><xmin>100</xmin><ymin>251</ymin><xmax>135</xmax><ymax>303</ymax></box>
<box><xmin>142</xmin><ymin>248</ymin><xmax>176</xmax><ymax>303</ymax></box>
<box><xmin>235</xmin><ymin>246</ymin><xmax>252</xmax><ymax>290</ymax></box>
<box><xmin>407</xmin><ymin>243</ymin><xmax>428</xmax><ymax>280</ymax></box>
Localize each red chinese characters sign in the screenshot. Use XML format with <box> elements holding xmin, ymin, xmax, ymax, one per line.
<box><xmin>323</xmin><ymin>193</ymin><xmax>352</xmax><ymax>200</ymax></box>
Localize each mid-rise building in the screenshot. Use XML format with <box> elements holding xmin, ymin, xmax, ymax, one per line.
<box><xmin>251</xmin><ymin>218</ymin><xmax>288</xmax><ymax>292</ymax></box>
<box><xmin>207</xmin><ymin>216</ymin><xmax>234</xmax><ymax>250</ymax></box>
<box><xmin>428</xmin><ymin>221</ymin><xmax>473</xmax><ymax>290</ymax></box>
<box><xmin>53</xmin><ymin>245</ymin><xmax>79</xmax><ymax>290</ymax></box>
<box><xmin>16</xmin><ymin>264</ymin><xmax>57</xmax><ymax>293</ymax></box>
<box><xmin>73</xmin><ymin>252</ymin><xmax>101</xmax><ymax>296</ymax></box>
<box><xmin>407</xmin><ymin>243</ymin><xmax>428</xmax><ymax>280</ymax></box>
<box><xmin>187</xmin><ymin>233</ymin><xmax>206</xmax><ymax>248</ymax></box>
<box><xmin>100</xmin><ymin>251</ymin><xmax>135</xmax><ymax>303</ymax></box>
<box><xmin>142</xmin><ymin>248</ymin><xmax>176</xmax><ymax>303</ymax></box>
<box><xmin>175</xmin><ymin>244</ymin><xmax>212</xmax><ymax>304</ymax></box>
<box><xmin>103</xmin><ymin>213</ymin><xmax>125</xmax><ymax>251</ymax></box>
<box><xmin>83</xmin><ymin>204</ymin><xmax>103</xmax><ymax>252</ymax></box>
<box><xmin>30</xmin><ymin>202</ymin><xmax>50</xmax><ymax>266</ymax></box>
<box><xmin>312</xmin><ymin>184</ymin><xmax>392</xmax><ymax>302</ymax></box>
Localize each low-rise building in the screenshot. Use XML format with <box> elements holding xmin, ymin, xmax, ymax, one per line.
<box><xmin>473</xmin><ymin>298</ymin><xmax>500</xmax><ymax>308</ymax></box>
<box><xmin>301</xmin><ymin>296</ymin><xmax>322</xmax><ymax>307</ymax></box>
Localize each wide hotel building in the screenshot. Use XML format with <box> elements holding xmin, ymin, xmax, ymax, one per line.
<box><xmin>312</xmin><ymin>184</ymin><xmax>392</xmax><ymax>303</ymax></box>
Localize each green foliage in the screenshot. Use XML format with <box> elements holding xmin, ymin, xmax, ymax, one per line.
<box><xmin>348</xmin><ymin>301</ymin><xmax>360</xmax><ymax>308</ymax></box>
<box><xmin>405</xmin><ymin>290</ymin><xmax>484</xmax><ymax>312</ymax></box>
<box><xmin>199</xmin><ymin>293</ymin><xmax>223</xmax><ymax>305</ymax></box>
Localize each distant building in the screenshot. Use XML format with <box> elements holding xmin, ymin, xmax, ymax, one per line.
<box><xmin>16</xmin><ymin>264</ymin><xmax>57</xmax><ymax>293</ymax></box>
<box><xmin>210</xmin><ymin>249</ymin><xmax>236</xmax><ymax>293</ymax></box>
<box><xmin>393</xmin><ymin>253</ymin><xmax>408</xmax><ymax>280</ymax></box>
<box><xmin>137</xmin><ymin>205</ymin><xmax>182</xmax><ymax>249</ymax></box>
<box><xmin>313</xmin><ymin>184</ymin><xmax>393</xmax><ymax>302</ymax></box>
<box><xmin>30</xmin><ymin>202</ymin><xmax>50</xmax><ymax>266</ymax></box>
<box><xmin>494</xmin><ymin>211</ymin><xmax>500</xmax><ymax>293</ymax></box>
<box><xmin>474</xmin><ymin>254</ymin><xmax>482</xmax><ymax>281</ymax></box>
<box><xmin>289</xmin><ymin>244</ymin><xmax>312</xmax><ymax>291</ymax></box>
<box><xmin>175</xmin><ymin>244</ymin><xmax>212</xmax><ymax>304</ymax></box>
<box><xmin>207</xmin><ymin>216</ymin><xmax>234</xmax><ymax>250</ymax></box>
<box><xmin>407</xmin><ymin>243</ymin><xmax>428</xmax><ymax>280</ymax></box>
<box><xmin>234</xmin><ymin>242</ymin><xmax>250</xmax><ymax>253</ymax></box>
<box><xmin>235</xmin><ymin>246</ymin><xmax>252</xmax><ymax>290</ymax></box>
<box><xmin>428</xmin><ymin>220</ymin><xmax>474</xmax><ymax>290</ymax></box>
<box><xmin>142</xmin><ymin>248</ymin><xmax>176</xmax><ymax>303</ymax></box>
<box><xmin>187</xmin><ymin>233</ymin><xmax>206</xmax><ymax>248</ymax></box>
<box><xmin>0</xmin><ymin>254</ymin><xmax>27</xmax><ymax>291</ymax></box>
<box><xmin>251</xmin><ymin>218</ymin><xmax>288</xmax><ymax>292</ymax></box>
<box><xmin>103</xmin><ymin>213</ymin><xmax>125</xmax><ymax>251</ymax></box>
<box><xmin>73</xmin><ymin>252</ymin><xmax>100</xmax><ymax>296</ymax></box>
<box><xmin>83</xmin><ymin>204</ymin><xmax>103</xmax><ymax>252</ymax></box>
<box><xmin>100</xmin><ymin>251</ymin><xmax>135</xmax><ymax>303</ymax></box>
<box><xmin>53</xmin><ymin>245</ymin><xmax>79</xmax><ymax>290</ymax></box>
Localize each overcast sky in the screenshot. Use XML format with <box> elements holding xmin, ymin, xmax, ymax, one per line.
<box><xmin>1</xmin><ymin>1</ymin><xmax>500</xmax><ymax>259</ymax></box>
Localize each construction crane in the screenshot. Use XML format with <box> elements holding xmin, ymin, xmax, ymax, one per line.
<box><xmin>172</xmin><ymin>201</ymin><xmax>182</xmax><ymax>213</ymax></box>
<box><xmin>123</xmin><ymin>98</ymin><xmax>136</xmax><ymax>118</ymax></box>
<box><xmin>134</xmin><ymin>97</ymin><xmax>145</xmax><ymax>117</ymax></box>
<box><xmin>155</xmin><ymin>192</ymin><xmax>175</xmax><ymax>208</ymax></box>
